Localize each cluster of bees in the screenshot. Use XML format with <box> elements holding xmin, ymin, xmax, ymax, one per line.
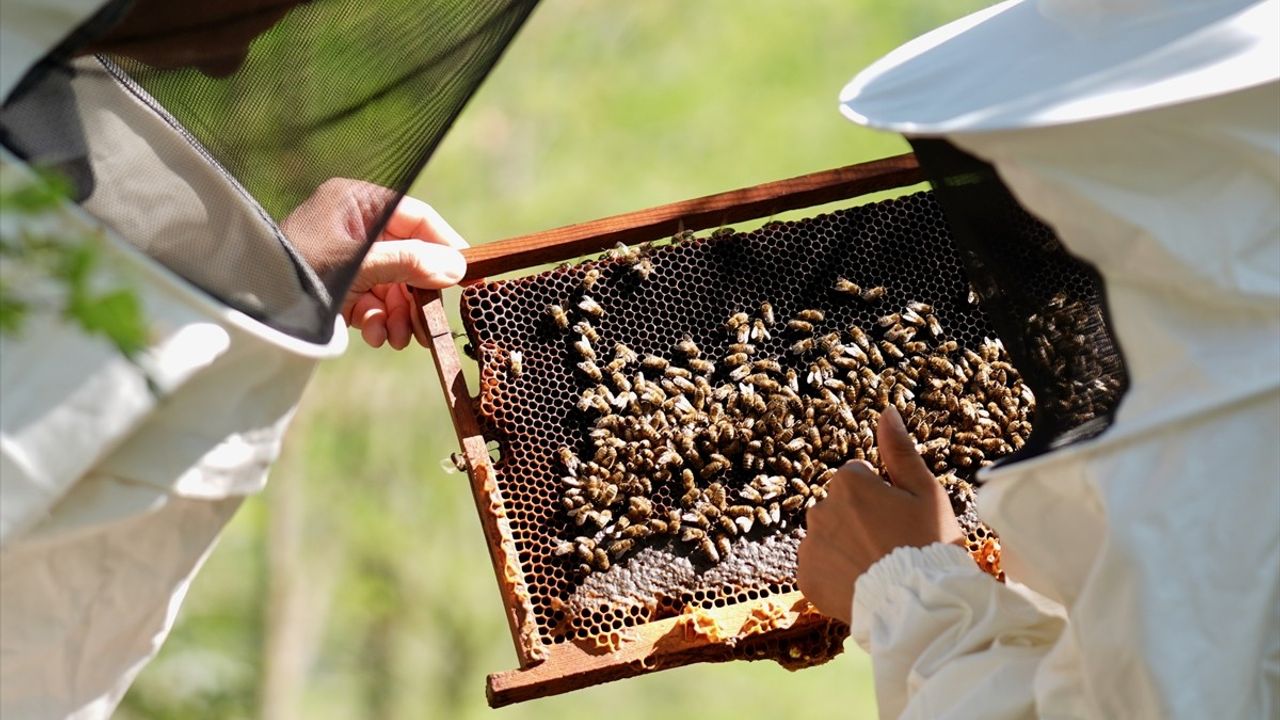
<box><xmin>538</xmin><ymin>243</ymin><xmax>1035</xmax><ymax>577</ymax></box>
<box><xmin>1025</xmin><ymin>292</ymin><xmax>1123</xmax><ymax>429</ymax></box>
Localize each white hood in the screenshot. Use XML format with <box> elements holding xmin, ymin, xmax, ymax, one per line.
<box><xmin>0</xmin><ymin>0</ymin><xmax>107</xmax><ymax>101</ymax></box>
<box><xmin>839</xmin><ymin>0</ymin><xmax>1280</xmax><ymax>134</ymax></box>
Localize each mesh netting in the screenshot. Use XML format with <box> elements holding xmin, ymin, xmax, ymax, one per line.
<box><xmin>459</xmin><ymin>189</ymin><xmax>1106</xmax><ymax>655</ymax></box>
<box><xmin>911</xmin><ymin>139</ymin><xmax>1127</xmax><ymax>449</ymax></box>
<box><xmin>2</xmin><ymin>0</ymin><xmax>539</xmax><ymax>341</ymax></box>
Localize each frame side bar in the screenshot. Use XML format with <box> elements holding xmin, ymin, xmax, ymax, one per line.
<box><xmin>416</xmin><ymin>289</ymin><xmax>544</xmax><ymax>668</ymax></box>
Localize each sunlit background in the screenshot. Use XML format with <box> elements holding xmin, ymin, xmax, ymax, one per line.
<box><xmin>120</xmin><ymin>2</ymin><xmax>987</xmax><ymax>717</ymax></box>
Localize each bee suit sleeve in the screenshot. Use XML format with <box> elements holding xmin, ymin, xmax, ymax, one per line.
<box><xmin>841</xmin><ymin>58</ymin><xmax>1280</xmax><ymax>720</ymax></box>
<box><xmin>0</xmin><ymin>142</ymin><xmax>346</xmax><ymax>720</ymax></box>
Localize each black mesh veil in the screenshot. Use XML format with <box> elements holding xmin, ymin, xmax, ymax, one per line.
<box><xmin>2</xmin><ymin>0</ymin><xmax>539</xmax><ymax>342</ymax></box>
<box><xmin>910</xmin><ymin>138</ymin><xmax>1129</xmax><ymax>458</ymax></box>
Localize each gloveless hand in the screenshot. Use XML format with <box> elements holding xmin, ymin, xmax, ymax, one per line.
<box><xmin>282</xmin><ymin>178</ymin><xmax>468</xmax><ymax>350</ymax></box>
<box><xmin>797</xmin><ymin>406</ymin><xmax>965</xmax><ymax>624</ymax></box>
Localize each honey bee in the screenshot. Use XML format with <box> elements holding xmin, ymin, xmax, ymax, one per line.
<box><xmin>937</xmin><ymin>339</ymin><xmax>959</xmax><ymax>354</ymax></box>
<box><xmin>508</xmin><ymin>350</ymin><xmax>523</xmax><ymax>377</ymax></box>
<box><xmin>578</xmin><ymin>359</ymin><xmax>603</xmax><ymax>382</ymax></box>
<box><xmin>547</xmin><ymin>304</ymin><xmax>570</xmax><ymax>330</ymax></box>
<box><xmin>760</xmin><ymin>302</ymin><xmax>775</xmax><ymax>325</ymax></box>
<box><xmin>613</xmin><ymin>343</ymin><xmax>637</xmax><ymax>365</ymax></box>
<box><xmin>582</xmin><ymin>267</ymin><xmax>601</xmax><ymax>290</ymax></box>
<box><xmin>697</xmin><ymin>537</ymin><xmax>721</xmax><ymax>563</ymax></box>
<box><xmin>926</xmin><ymin>314</ymin><xmax>944</xmax><ymax>338</ymax></box>
<box><xmin>573</xmin><ymin>320</ymin><xmax>600</xmax><ymax>344</ymax></box>
<box><xmin>750</xmin><ymin>318</ymin><xmax>770</xmax><ymax>341</ymax></box>
<box><xmin>795</xmin><ymin>309</ymin><xmax>824</xmax><ymax>323</ymax></box>
<box><xmin>901</xmin><ymin>308</ymin><xmax>926</xmax><ymax>326</ymax></box>
<box><xmin>688</xmin><ymin>358</ymin><xmax>716</xmax><ymax>374</ymax></box>
<box><xmin>675</xmin><ymin>335</ymin><xmax>700</xmax><ymax>358</ymax></box>
<box><xmin>681</xmin><ymin>526</ymin><xmax>707</xmax><ymax>542</ymax></box>
<box><xmin>838</xmin><ymin>343</ymin><xmax>867</xmax><ymax>365</ymax></box>
<box><xmin>753</xmin><ymin>505</ymin><xmax>773</xmax><ymax>527</ymax></box>
<box><xmin>727</xmin><ymin>342</ymin><xmax>756</xmax><ymax>355</ymax></box>
<box><xmin>715</xmin><ymin>534</ymin><xmax>732</xmax><ymax>558</ymax></box>
<box><xmin>787</xmin><ymin>319</ymin><xmax>814</xmax><ymax>334</ymax></box>
<box><xmin>881</xmin><ymin>324</ymin><xmax>910</xmax><ymax>344</ymax></box>
<box><xmin>641</xmin><ymin>354</ymin><xmax>669</xmax><ymax>371</ymax></box>
<box><xmin>785</xmin><ymin>368</ymin><xmax>800</xmax><ymax>392</ymax></box>
<box><xmin>753</xmin><ymin>358</ymin><xmax>782</xmax><ymax>374</ymax></box>
<box><xmin>702</xmin><ymin>454</ymin><xmax>731</xmax><ymax>477</ymax></box>
<box><xmin>834</xmin><ymin>276</ymin><xmax>861</xmax><ymax>295</ymax></box>
<box><xmin>817</xmin><ymin>332</ymin><xmax>842</xmax><ymax>353</ymax></box>
<box><xmin>633</xmin><ymin>257</ymin><xmax>654</xmax><ymax>280</ymax></box>
<box><xmin>607</xmin><ymin>241</ymin><xmax>640</xmax><ymax>263</ymax></box>
<box><xmin>862</xmin><ymin>286</ymin><xmax>887</xmax><ymax>303</ymax></box>
<box><xmin>726</xmin><ymin>312</ymin><xmax>750</xmax><ymax>331</ymax></box>
<box><xmin>664</xmin><ymin>365</ymin><xmax>692</xmax><ymax>379</ymax></box>
<box><xmin>608</xmin><ymin>539</ymin><xmax>635</xmax><ymax>558</ymax></box>
<box><xmin>628</xmin><ymin>496</ymin><xmax>653</xmax><ymax>519</ymax></box>
<box><xmin>927</xmin><ymin>356</ymin><xmax>955</xmax><ymax>375</ymax></box>
<box><xmin>746</xmin><ymin>373</ymin><xmax>780</xmax><ymax>392</ymax></box>
<box><xmin>593</xmin><ymin>547</ymin><xmax>611</xmax><ymax>571</ymax></box>
<box><xmin>781</xmin><ymin>494</ymin><xmax>806</xmax><ymax>513</ymax></box>
<box><xmin>791</xmin><ymin>337</ymin><xmax>815</xmax><ymax>355</ymax></box>
<box><xmin>573</xmin><ymin>337</ymin><xmax>596</xmax><ymax>360</ymax></box>
<box><xmin>725</xmin><ymin>352</ymin><xmax>750</xmax><ymax>368</ymax></box>
<box><xmin>880</xmin><ymin>340</ymin><xmax>904</xmax><ymax>360</ymax></box>
<box><xmin>579</xmin><ymin>295</ymin><xmax>605</xmax><ymax>317</ymax></box>
<box><xmin>907</xmin><ymin>301</ymin><xmax>933</xmax><ymax>314</ymax></box>
<box><xmin>557</xmin><ymin>446</ymin><xmax>580</xmax><ymax>471</ymax></box>
<box><xmin>903</xmin><ymin>340</ymin><xmax>929</xmax><ymax>354</ymax></box>
<box><xmin>609</xmin><ymin>371</ymin><xmax>632</xmax><ymax>393</ymax></box>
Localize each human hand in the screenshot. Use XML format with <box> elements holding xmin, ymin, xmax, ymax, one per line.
<box><xmin>281</xmin><ymin>178</ymin><xmax>468</xmax><ymax>349</ymax></box>
<box><xmin>796</xmin><ymin>406</ymin><xmax>964</xmax><ymax>623</ymax></box>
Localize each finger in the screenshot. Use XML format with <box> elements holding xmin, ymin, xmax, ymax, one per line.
<box><xmin>383</xmin><ymin>195</ymin><xmax>469</xmax><ymax>248</ymax></box>
<box><xmin>352</xmin><ymin>241</ymin><xmax>466</xmax><ymax>293</ymax></box>
<box><xmin>349</xmin><ymin>293</ymin><xmax>388</xmax><ymax>347</ymax></box>
<box><xmin>876</xmin><ymin>406</ymin><xmax>937</xmax><ymax>496</ymax></box>
<box><xmin>347</xmin><ymin>292</ymin><xmax>384</xmax><ymax>330</ymax></box>
<box><xmin>829</xmin><ymin>459</ymin><xmax>894</xmax><ymax>500</ymax></box>
<box><xmin>383</xmin><ymin>283</ymin><xmax>412</xmax><ymax>350</ymax></box>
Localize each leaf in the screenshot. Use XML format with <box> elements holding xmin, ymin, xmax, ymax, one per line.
<box><xmin>66</xmin><ymin>288</ymin><xmax>148</xmax><ymax>357</ymax></box>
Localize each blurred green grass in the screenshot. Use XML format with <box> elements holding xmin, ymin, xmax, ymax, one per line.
<box><xmin>120</xmin><ymin>1</ymin><xmax>986</xmax><ymax>718</ymax></box>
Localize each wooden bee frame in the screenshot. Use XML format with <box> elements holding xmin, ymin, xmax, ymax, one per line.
<box><xmin>415</xmin><ymin>153</ymin><xmax>924</xmax><ymax>707</ymax></box>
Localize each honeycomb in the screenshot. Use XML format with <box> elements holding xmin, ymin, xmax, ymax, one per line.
<box><xmin>459</xmin><ymin>190</ymin><xmax>1101</xmax><ymax>657</ymax></box>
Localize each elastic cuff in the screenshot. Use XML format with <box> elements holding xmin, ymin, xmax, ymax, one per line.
<box><xmin>853</xmin><ymin>543</ymin><xmax>977</xmax><ymax>619</ymax></box>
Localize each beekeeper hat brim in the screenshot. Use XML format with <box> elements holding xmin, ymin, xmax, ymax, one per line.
<box><xmin>839</xmin><ymin>0</ymin><xmax>1280</xmax><ymax>134</ymax></box>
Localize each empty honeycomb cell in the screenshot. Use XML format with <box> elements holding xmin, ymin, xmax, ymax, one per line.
<box><xmin>460</xmin><ymin>189</ymin><xmax>1123</xmax><ymax>659</ymax></box>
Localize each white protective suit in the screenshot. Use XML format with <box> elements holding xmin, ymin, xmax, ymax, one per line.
<box><xmin>0</xmin><ymin>1</ymin><xmax>346</xmax><ymax>717</ymax></box>
<box><xmin>838</xmin><ymin>1</ymin><xmax>1280</xmax><ymax>718</ymax></box>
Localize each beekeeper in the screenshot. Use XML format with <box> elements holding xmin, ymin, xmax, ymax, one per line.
<box><xmin>797</xmin><ymin>0</ymin><xmax>1279</xmax><ymax>717</ymax></box>
<box><xmin>0</xmin><ymin>0</ymin><xmax>533</xmax><ymax>717</ymax></box>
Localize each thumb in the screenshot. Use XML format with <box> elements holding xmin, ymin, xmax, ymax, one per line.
<box><xmin>353</xmin><ymin>240</ymin><xmax>466</xmax><ymax>293</ymax></box>
<box><xmin>875</xmin><ymin>406</ymin><xmax>937</xmax><ymax>496</ymax></box>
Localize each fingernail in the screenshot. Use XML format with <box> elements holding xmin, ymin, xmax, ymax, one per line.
<box><xmin>437</xmin><ymin>248</ymin><xmax>466</xmax><ymax>283</ymax></box>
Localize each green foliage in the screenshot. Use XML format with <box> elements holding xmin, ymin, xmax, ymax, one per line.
<box><xmin>0</xmin><ymin>170</ymin><xmax>147</xmax><ymax>357</ymax></box>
